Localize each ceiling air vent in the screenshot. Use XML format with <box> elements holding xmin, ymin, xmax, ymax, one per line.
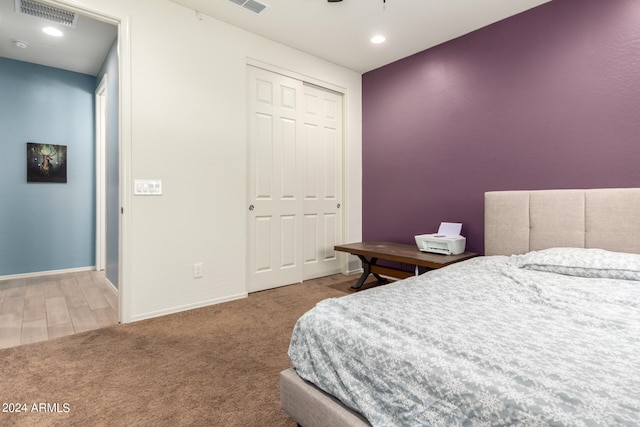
<box><xmin>228</xmin><ymin>0</ymin><xmax>269</xmax><ymax>15</ymax></box>
<box><xmin>15</xmin><ymin>0</ymin><xmax>78</xmax><ymax>27</ymax></box>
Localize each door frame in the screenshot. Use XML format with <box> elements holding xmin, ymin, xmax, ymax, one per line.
<box><xmin>245</xmin><ymin>59</ymin><xmax>348</xmax><ymax>290</ymax></box>
<box><xmin>52</xmin><ymin>0</ymin><xmax>132</xmax><ymax>323</ymax></box>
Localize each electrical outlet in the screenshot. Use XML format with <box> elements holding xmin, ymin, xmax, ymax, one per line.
<box><xmin>193</xmin><ymin>263</ymin><xmax>203</xmax><ymax>278</ymax></box>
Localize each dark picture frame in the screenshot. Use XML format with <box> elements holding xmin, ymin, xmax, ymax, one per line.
<box><xmin>27</xmin><ymin>143</ymin><xmax>67</xmax><ymax>183</ymax></box>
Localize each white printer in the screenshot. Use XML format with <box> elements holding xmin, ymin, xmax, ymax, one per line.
<box><xmin>415</xmin><ymin>222</ymin><xmax>466</xmax><ymax>255</ymax></box>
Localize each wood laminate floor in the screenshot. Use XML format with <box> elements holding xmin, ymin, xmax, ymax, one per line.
<box><xmin>0</xmin><ymin>270</ymin><xmax>118</xmax><ymax>349</ymax></box>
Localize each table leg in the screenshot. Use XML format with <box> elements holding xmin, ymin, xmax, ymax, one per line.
<box><xmin>351</xmin><ymin>255</ymin><xmax>386</xmax><ymax>289</ymax></box>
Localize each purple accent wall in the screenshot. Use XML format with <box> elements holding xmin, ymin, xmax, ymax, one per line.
<box><xmin>362</xmin><ymin>0</ymin><xmax>640</xmax><ymax>254</ymax></box>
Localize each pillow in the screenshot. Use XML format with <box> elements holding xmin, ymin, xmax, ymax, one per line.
<box><xmin>511</xmin><ymin>247</ymin><xmax>640</xmax><ymax>281</ymax></box>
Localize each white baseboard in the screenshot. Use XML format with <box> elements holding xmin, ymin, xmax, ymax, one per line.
<box><xmin>128</xmin><ymin>292</ymin><xmax>248</xmax><ymax>323</ymax></box>
<box><xmin>345</xmin><ymin>267</ymin><xmax>363</xmax><ymax>276</ymax></box>
<box><xmin>104</xmin><ymin>275</ymin><xmax>118</xmax><ymax>295</ymax></box>
<box><xmin>0</xmin><ymin>266</ymin><xmax>96</xmax><ymax>281</ymax></box>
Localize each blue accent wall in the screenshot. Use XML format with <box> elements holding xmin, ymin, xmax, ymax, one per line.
<box><xmin>0</xmin><ymin>58</ymin><xmax>96</xmax><ymax>275</ymax></box>
<box><xmin>96</xmin><ymin>41</ymin><xmax>120</xmax><ymax>288</ymax></box>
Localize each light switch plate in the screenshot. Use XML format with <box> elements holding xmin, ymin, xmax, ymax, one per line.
<box><xmin>134</xmin><ymin>179</ymin><xmax>162</xmax><ymax>195</ymax></box>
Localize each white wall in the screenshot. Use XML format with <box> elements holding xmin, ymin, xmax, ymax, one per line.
<box><xmin>63</xmin><ymin>0</ymin><xmax>362</xmax><ymax>322</ymax></box>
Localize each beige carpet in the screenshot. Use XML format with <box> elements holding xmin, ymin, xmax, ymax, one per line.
<box><xmin>0</xmin><ymin>274</ymin><xmax>357</xmax><ymax>427</ymax></box>
<box><xmin>328</xmin><ymin>277</ymin><xmax>388</xmax><ymax>294</ymax></box>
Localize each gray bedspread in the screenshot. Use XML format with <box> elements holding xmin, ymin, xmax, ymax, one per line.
<box><xmin>288</xmin><ymin>252</ymin><xmax>640</xmax><ymax>426</ymax></box>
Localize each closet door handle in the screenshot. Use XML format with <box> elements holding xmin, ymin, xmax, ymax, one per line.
<box><xmin>248</xmin><ymin>204</ymin><xmax>255</xmax><ymax>211</ymax></box>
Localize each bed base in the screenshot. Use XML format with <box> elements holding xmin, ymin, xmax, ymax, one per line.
<box><xmin>280</xmin><ymin>368</ymin><xmax>370</xmax><ymax>427</ymax></box>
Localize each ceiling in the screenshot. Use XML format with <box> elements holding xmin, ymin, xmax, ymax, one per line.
<box><xmin>0</xmin><ymin>0</ymin><xmax>552</xmax><ymax>76</ymax></box>
<box><xmin>171</xmin><ymin>0</ymin><xmax>552</xmax><ymax>73</ymax></box>
<box><xmin>0</xmin><ymin>0</ymin><xmax>117</xmax><ymax>76</ymax></box>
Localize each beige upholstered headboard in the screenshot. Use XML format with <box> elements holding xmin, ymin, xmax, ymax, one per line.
<box><xmin>484</xmin><ymin>188</ymin><xmax>640</xmax><ymax>256</ymax></box>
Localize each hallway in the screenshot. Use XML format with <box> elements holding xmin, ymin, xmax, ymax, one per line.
<box><xmin>0</xmin><ymin>271</ymin><xmax>118</xmax><ymax>349</ymax></box>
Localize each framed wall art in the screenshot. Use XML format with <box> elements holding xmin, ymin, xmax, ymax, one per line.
<box><xmin>27</xmin><ymin>143</ymin><xmax>67</xmax><ymax>183</ymax></box>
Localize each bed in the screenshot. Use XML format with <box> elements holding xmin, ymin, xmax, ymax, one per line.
<box><xmin>280</xmin><ymin>188</ymin><xmax>640</xmax><ymax>427</ymax></box>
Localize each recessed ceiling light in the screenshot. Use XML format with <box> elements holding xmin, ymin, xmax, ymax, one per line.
<box><xmin>43</xmin><ymin>27</ymin><xmax>63</xmax><ymax>37</ymax></box>
<box><xmin>371</xmin><ymin>35</ymin><xmax>386</xmax><ymax>44</ymax></box>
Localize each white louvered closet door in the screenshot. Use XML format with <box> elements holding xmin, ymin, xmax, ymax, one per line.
<box><xmin>247</xmin><ymin>66</ymin><xmax>343</xmax><ymax>292</ymax></box>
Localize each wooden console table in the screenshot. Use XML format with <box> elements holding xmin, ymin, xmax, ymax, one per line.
<box><xmin>334</xmin><ymin>241</ymin><xmax>478</xmax><ymax>289</ymax></box>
